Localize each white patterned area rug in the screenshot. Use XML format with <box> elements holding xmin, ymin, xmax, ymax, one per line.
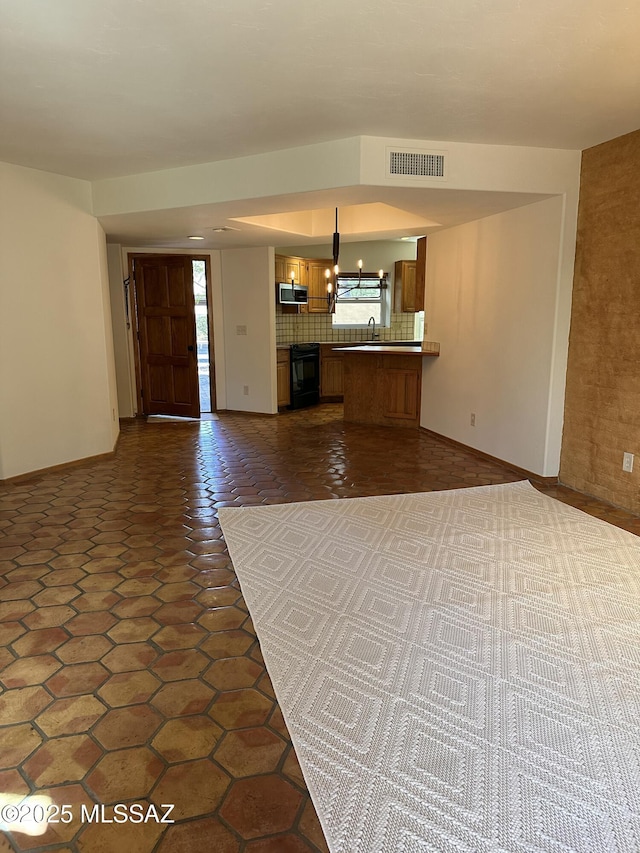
<box><xmin>218</xmin><ymin>481</ymin><xmax>640</xmax><ymax>852</ymax></box>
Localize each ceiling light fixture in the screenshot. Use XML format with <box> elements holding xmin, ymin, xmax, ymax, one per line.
<box><xmin>188</xmin><ymin>235</ymin><xmax>205</xmax><ymax>240</ymax></box>
<box><xmin>323</xmin><ymin>208</ymin><xmax>387</xmax><ymax>311</ymax></box>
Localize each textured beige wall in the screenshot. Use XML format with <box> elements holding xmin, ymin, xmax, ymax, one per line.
<box><xmin>560</xmin><ymin>129</ymin><xmax>640</xmax><ymax>512</ymax></box>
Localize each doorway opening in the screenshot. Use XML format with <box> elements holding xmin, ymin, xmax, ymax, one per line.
<box><xmin>193</xmin><ymin>259</ymin><xmax>212</xmax><ymax>413</ymax></box>
<box><xmin>129</xmin><ymin>253</ymin><xmax>215</xmax><ymax>419</ymax></box>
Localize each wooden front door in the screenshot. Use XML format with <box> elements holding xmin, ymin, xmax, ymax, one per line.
<box><xmin>133</xmin><ymin>255</ymin><xmax>200</xmax><ymax>418</ymax></box>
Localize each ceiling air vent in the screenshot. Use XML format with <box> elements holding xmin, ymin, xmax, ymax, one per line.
<box><xmin>386</xmin><ymin>147</ymin><xmax>447</xmax><ymax>181</ymax></box>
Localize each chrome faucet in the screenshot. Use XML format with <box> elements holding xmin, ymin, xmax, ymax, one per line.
<box><xmin>367</xmin><ymin>316</ymin><xmax>377</xmax><ymax>341</ymax></box>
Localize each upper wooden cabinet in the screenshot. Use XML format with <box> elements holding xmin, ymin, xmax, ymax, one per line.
<box><xmin>275</xmin><ymin>255</ymin><xmax>331</xmax><ymax>314</ymax></box>
<box><xmin>393</xmin><ymin>239</ymin><xmax>427</xmax><ymax>313</ymax></box>
<box><xmin>275</xmin><ymin>255</ymin><xmax>306</xmax><ymax>285</ymax></box>
<box><xmin>305</xmin><ymin>259</ymin><xmax>332</xmax><ymax>314</ymax></box>
<box><xmin>393</xmin><ymin>260</ymin><xmax>417</xmax><ymax>313</ymax></box>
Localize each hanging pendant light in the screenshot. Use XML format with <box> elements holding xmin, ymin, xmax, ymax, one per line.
<box><xmin>324</xmin><ymin>207</ymin><xmax>388</xmax><ymax>310</ymax></box>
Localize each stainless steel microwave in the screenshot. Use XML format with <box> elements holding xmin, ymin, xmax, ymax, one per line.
<box><xmin>278</xmin><ymin>282</ymin><xmax>308</xmax><ymax>304</ymax></box>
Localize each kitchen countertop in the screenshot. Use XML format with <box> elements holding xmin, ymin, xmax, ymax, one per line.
<box><xmin>333</xmin><ymin>344</ymin><xmax>440</xmax><ymax>356</ymax></box>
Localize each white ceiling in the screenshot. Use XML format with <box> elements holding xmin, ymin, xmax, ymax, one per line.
<box><xmin>2</xmin><ymin>0</ymin><xmax>638</xmax><ymax>246</ymax></box>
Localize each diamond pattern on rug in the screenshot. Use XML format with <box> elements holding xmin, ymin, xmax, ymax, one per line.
<box><xmin>219</xmin><ymin>480</ymin><xmax>640</xmax><ymax>852</ymax></box>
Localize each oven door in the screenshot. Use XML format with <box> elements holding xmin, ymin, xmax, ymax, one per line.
<box><xmin>290</xmin><ymin>346</ymin><xmax>320</xmax><ymax>409</ymax></box>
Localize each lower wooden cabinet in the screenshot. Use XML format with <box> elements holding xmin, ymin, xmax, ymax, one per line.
<box><xmin>276</xmin><ymin>349</ymin><xmax>290</xmax><ymax>407</ymax></box>
<box><xmin>383</xmin><ymin>368</ymin><xmax>420</xmax><ymax>420</ymax></box>
<box><xmin>320</xmin><ymin>345</ymin><xmax>343</xmax><ymax>400</ymax></box>
<box><xmin>342</xmin><ymin>353</ymin><xmax>422</xmax><ymax>428</ymax></box>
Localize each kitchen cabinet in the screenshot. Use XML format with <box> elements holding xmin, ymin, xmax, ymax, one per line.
<box><xmin>334</xmin><ymin>345</ymin><xmax>438</xmax><ymax>429</ymax></box>
<box><xmin>320</xmin><ymin>345</ymin><xmax>343</xmax><ymax>400</ymax></box>
<box><xmin>393</xmin><ymin>260</ymin><xmax>417</xmax><ymax>313</ymax></box>
<box><xmin>383</xmin><ymin>368</ymin><xmax>420</xmax><ymax>420</ymax></box>
<box><xmin>304</xmin><ymin>259</ymin><xmax>333</xmax><ymax>314</ymax></box>
<box><xmin>275</xmin><ymin>255</ymin><xmax>306</xmax><ymax>285</ymax></box>
<box><xmin>276</xmin><ymin>348</ymin><xmax>291</xmax><ymax>407</ymax></box>
<box><xmin>275</xmin><ymin>255</ymin><xmax>306</xmax><ymax>315</ymax></box>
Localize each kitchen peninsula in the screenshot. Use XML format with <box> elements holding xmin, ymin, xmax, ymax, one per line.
<box><xmin>335</xmin><ymin>343</ymin><xmax>440</xmax><ymax>429</ymax></box>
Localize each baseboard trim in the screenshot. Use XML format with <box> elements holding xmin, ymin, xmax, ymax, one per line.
<box><xmin>420</xmin><ymin>427</ymin><xmax>559</xmax><ymax>486</ymax></box>
<box><xmin>0</xmin><ymin>436</ymin><xmax>121</xmax><ymax>486</ymax></box>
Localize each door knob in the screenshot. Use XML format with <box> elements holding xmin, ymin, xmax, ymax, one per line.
<box><xmin>187</xmin><ymin>345</ymin><xmax>194</xmax><ymax>352</ymax></box>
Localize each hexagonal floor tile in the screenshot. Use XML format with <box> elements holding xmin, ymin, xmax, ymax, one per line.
<box><xmin>116</xmin><ymin>577</ymin><xmax>161</xmax><ymax>597</ymax></box>
<box><xmin>23</xmin><ymin>734</ymin><xmax>101</xmax><ymax>786</ymax></box>
<box><xmin>152</xmin><ymin>623</ymin><xmax>206</xmax><ymax>651</ymax></box>
<box><xmin>32</xmin><ymin>585</ymin><xmax>81</xmax><ymax>607</ymax></box>
<box><xmin>150</xmin><ymin>680</ymin><xmax>215</xmax><ymax>718</ymax></box>
<box><xmin>22</xmin><ymin>605</ymin><xmax>75</xmax><ymax>630</ymax></box>
<box><xmin>40</xmin><ymin>568</ymin><xmax>86</xmax><ymax>587</ymax></box>
<box><xmin>214</xmin><ymin>728</ymin><xmax>286</xmax><ymax>777</ymax></box>
<box><xmin>1</xmin><ymin>654</ymin><xmax>62</xmax><ymax>689</ymax></box>
<box><xmin>199</xmin><ymin>629</ymin><xmax>254</xmax><ymax>659</ymax></box>
<box><xmin>11</xmin><ymin>783</ymin><xmax>97</xmax><ymax>853</ymax></box>
<box><xmin>35</xmin><ymin>695</ymin><xmax>107</xmax><ymax>737</ymax></box>
<box><xmin>219</xmin><ymin>776</ymin><xmax>303</xmax><ymax>840</ymax></box>
<box><xmin>151</xmin><ymin>649</ymin><xmax>208</xmax><ymax>682</ymax></box>
<box><xmin>11</xmin><ymin>627</ymin><xmax>69</xmax><ymax>657</ymax></box>
<box><xmin>0</xmin><ymin>685</ymin><xmax>53</xmax><ymax>724</ymax></box>
<box><xmin>197</xmin><ymin>586</ymin><xmax>241</xmax><ymax>608</ymax></box>
<box><xmin>101</xmin><ymin>642</ymin><xmax>158</xmax><ymax>673</ymax></box>
<box><xmin>209</xmin><ymin>689</ymin><xmax>273</xmax><ymax>730</ymax></box>
<box><xmin>203</xmin><ymin>657</ymin><xmax>263</xmax><ymax>691</ymax></box>
<box><xmin>111</xmin><ymin>595</ymin><xmax>162</xmax><ymax>619</ymax></box>
<box><xmin>76</xmin><ymin>806</ymin><xmax>164</xmax><ymax>853</ymax></box>
<box><xmin>86</xmin><ymin>747</ymin><xmax>164</xmax><ymax>802</ymax></box>
<box><xmin>0</xmin><ymin>723</ymin><xmax>42</xmax><ymax>768</ymax></box>
<box><xmin>107</xmin><ymin>617</ymin><xmax>160</xmax><ymax>643</ymax></box>
<box><xmin>46</xmin><ymin>662</ymin><xmax>110</xmax><ymax>697</ymax></box>
<box><xmin>156</xmin><ymin>817</ymin><xmax>240</xmax><ymax>853</ymax></box>
<box><xmin>155</xmin><ymin>581</ymin><xmax>200</xmax><ymax>602</ymax></box>
<box><xmin>71</xmin><ymin>591</ymin><xmax>121</xmax><ymax>612</ymax></box>
<box><xmin>151</xmin><ymin>716</ymin><xmax>223</xmax><ymax>763</ymax></box>
<box><xmin>151</xmin><ymin>759</ymin><xmax>230</xmax><ymax>821</ymax></box>
<box><xmin>93</xmin><ymin>704</ymin><xmax>163</xmax><ymax>750</ymax></box>
<box><xmin>0</xmin><ymin>600</ymin><xmax>35</xmax><ymax>623</ymax></box>
<box><xmin>153</xmin><ymin>600</ymin><xmax>203</xmax><ymax>625</ymax></box>
<box><xmin>0</xmin><ymin>621</ymin><xmax>26</xmax><ymax>646</ymax></box>
<box><xmin>198</xmin><ymin>606</ymin><xmax>246</xmax><ymax>632</ymax></box>
<box><xmin>56</xmin><ymin>635</ymin><xmax>113</xmax><ymax>664</ymax></box>
<box><xmin>65</xmin><ymin>611</ymin><xmax>117</xmax><ymax>636</ymax></box>
<box><xmin>98</xmin><ymin>670</ymin><xmax>161</xmax><ymax>707</ymax></box>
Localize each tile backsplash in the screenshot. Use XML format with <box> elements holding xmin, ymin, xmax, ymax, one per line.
<box><xmin>276</xmin><ymin>310</ymin><xmax>423</xmax><ymax>344</ymax></box>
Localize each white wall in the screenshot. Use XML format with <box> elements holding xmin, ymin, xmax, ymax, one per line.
<box><xmin>221</xmin><ymin>247</ymin><xmax>276</xmax><ymax>413</ymax></box>
<box><xmin>421</xmin><ymin>196</ymin><xmax>571</xmax><ymax>477</ymax></box>
<box><xmin>0</xmin><ymin>162</ymin><xmax>118</xmax><ymax>479</ymax></box>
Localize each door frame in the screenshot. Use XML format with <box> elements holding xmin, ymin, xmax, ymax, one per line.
<box><xmin>128</xmin><ymin>253</ymin><xmax>216</xmax><ymax>416</ymax></box>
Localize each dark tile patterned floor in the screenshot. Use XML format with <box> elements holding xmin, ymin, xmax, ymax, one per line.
<box><xmin>0</xmin><ymin>404</ymin><xmax>638</xmax><ymax>852</ymax></box>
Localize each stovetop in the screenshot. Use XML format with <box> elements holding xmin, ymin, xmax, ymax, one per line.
<box><xmin>290</xmin><ymin>342</ymin><xmax>319</xmax><ymax>352</ymax></box>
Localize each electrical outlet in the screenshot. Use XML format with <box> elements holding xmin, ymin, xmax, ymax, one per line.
<box><xmin>236</xmin><ymin>325</ymin><xmax>247</xmax><ymax>336</ymax></box>
<box><xmin>243</xmin><ymin>385</ymin><xmax>249</xmax><ymax>396</ymax></box>
<box><xmin>470</xmin><ymin>413</ymin><xmax>476</xmax><ymax>427</ymax></box>
<box><xmin>622</xmin><ymin>452</ymin><xmax>634</xmax><ymax>472</ymax></box>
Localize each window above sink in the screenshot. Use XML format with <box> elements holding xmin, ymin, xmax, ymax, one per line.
<box><xmin>331</xmin><ymin>273</ymin><xmax>389</xmax><ymax>329</ymax></box>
